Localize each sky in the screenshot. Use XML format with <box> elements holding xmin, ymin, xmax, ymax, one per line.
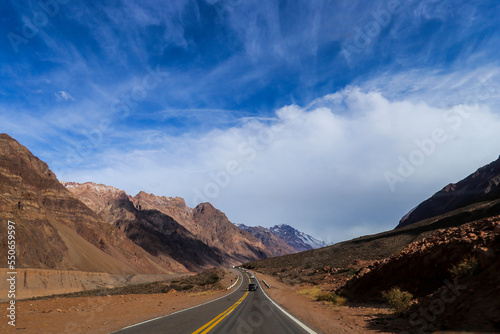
<box><xmin>1</xmin><ymin>0</ymin><xmax>500</xmax><ymax>243</ymax></box>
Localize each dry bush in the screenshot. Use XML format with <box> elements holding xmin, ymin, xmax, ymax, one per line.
<box><xmin>298</xmin><ymin>286</ymin><xmax>347</xmax><ymax>305</ymax></box>
<box><xmin>382</xmin><ymin>287</ymin><xmax>413</xmax><ymax>313</ymax></box>
<box><xmin>449</xmin><ymin>255</ymin><xmax>478</xmax><ymax>278</ymax></box>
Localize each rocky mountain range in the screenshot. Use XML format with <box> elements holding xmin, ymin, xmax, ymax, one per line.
<box><xmin>236</xmin><ymin>224</ymin><xmax>296</xmax><ymax>256</ymax></box>
<box><xmin>397</xmin><ymin>155</ymin><xmax>500</xmax><ymax>228</ymax></box>
<box><xmin>62</xmin><ymin>182</ymin><xmax>278</xmax><ymax>270</ymax></box>
<box><xmin>0</xmin><ymin>133</ymin><xmax>307</xmax><ymax>277</ymax></box>
<box><xmin>270</xmin><ymin>224</ymin><xmax>329</xmax><ymax>250</ymax></box>
<box><xmin>0</xmin><ymin>133</ymin><xmax>181</xmax><ymax>275</ymax></box>
<box><xmin>238</xmin><ymin>223</ymin><xmax>328</xmax><ymax>253</ymax></box>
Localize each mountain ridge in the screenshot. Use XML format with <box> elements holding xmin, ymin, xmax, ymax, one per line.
<box><xmin>0</xmin><ymin>133</ymin><xmax>181</xmax><ymax>275</ymax></box>
<box><xmin>63</xmin><ymin>182</ymin><xmax>278</xmax><ymax>270</ymax></box>
<box><xmin>397</xmin><ymin>155</ymin><xmax>500</xmax><ymax>228</ymax></box>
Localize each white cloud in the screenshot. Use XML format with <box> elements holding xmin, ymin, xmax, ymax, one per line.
<box><xmin>61</xmin><ymin>82</ymin><xmax>500</xmax><ymax>244</ymax></box>
<box><xmin>54</xmin><ymin>90</ymin><xmax>75</xmax><ymax>102</ymax></box>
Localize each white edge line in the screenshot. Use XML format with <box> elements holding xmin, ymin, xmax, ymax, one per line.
<box><xmin>109</xmin><ymin>270</ymin><xmax>243</xmax><ymax>333</ymax></box>
<box><xmin>255</xmin><ymin>274</ymin><xmax>318</xmax><ymax>334</ymax></box>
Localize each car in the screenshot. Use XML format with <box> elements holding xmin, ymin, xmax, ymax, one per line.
<box><xmin>248</xmin><ymin>283</ymin><xmax>258</xmax><ymax>291</ymax></box>
<box><xmin>250</xmin><ymin>275</ymin><xmax>255</xmax><ymax>279</ymax></box>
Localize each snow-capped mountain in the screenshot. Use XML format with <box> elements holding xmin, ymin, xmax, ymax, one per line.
<box><xmin>238</xmin><ymin>223</ymin><xmax>328</xmax><ymax>253</ymax></box>
<box><xmin>270</xmin><ymin>224</ymin><xmax>328</xmax><ymax>252</ymax></box>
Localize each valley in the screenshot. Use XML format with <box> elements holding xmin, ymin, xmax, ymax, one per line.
<box><xmin>1</xmin><ymin>133</ymin><xmax>499</xmax><ymax>333</ymax></box>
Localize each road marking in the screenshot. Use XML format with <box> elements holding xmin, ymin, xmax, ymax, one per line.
<box><xmin>111</xmin><ymin>269</ymin><xmax>243</xmax><ymax>333</ymax></box>
<box><xmin>255</xmin><ymin>274</ymin><xmax>318</xmax><ymax>334</ymax></box>
<box><xmin>192</xmin><ymin>291</ymin><xmax>249</xmax><ymax>334</ymax></box>
<box><xmin>191</xmin><ymin>271</ymin><xmax>250</xmax><ymax>334</ymax></box>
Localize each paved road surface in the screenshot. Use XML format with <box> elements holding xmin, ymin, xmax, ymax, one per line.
<box><xmin>112</xmin><ymin>269</ymin><xmax>318</xmax><ymax>334</ymax></box>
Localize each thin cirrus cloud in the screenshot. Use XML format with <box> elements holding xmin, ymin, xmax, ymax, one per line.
<box><xmin>1</xmin><ymin>0</ymin><xmax>500</xmax><ymax>242</ymax></box>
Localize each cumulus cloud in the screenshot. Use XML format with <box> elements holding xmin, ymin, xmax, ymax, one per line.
<box><xmin>62</xmin><ymin>85</ymin><xmax>500</xmax><ymax>243</ymax></box>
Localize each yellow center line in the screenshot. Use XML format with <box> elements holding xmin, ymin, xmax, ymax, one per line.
<box><xmin>191</xmin><ymin>272</ymin><xmax>250</xmax><ymax>334</ymax></box>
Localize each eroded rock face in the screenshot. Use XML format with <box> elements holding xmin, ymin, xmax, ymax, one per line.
<box><xmin>341</xmin><ymin>216</ymin><xmax>500</xmax><ymax>331</ymax></box>
<box><xmin>343</xmin><ymin>217</ymin><xmax>499</xmax><ymax>300</ymax></box>
<box><xmin>64</xmin><ymin>184</ymin><xmax>276</xmax><ymax>270</ymax></box>
<box><xmin>192</xmin><ymin>202</ymin><xmax>272</xmax><ymax>262</ymax></box>
<box><xmin>0</xmin><ymin>134</ymin><xmax>185</xmax><ymax>275</ymax></box>
<box><xmin>398</xmin><ymin>155</ymin><xmax>500</xmax><ymax>228</ymax></box>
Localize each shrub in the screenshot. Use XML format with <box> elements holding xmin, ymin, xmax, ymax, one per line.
<box><xmin>316</xmin><ymin>292</ymin><xmax>347</xmax><ymax>305</ymax></box>
<box><xmin>382</xmin><ymin>287</ymin><xmax>413</xmax><ymax>313</ymax></box>
<box><xmin>298</xmin><ymin>287</ymin><xmax>347</xmax><ymax>305</ymax></box>
<box><xmin>449</xmin><ymin>256</ymin><xmax>478</xmax><ymax>278</ymax></box>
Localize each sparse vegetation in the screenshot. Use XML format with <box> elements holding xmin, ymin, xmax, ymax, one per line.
<box><xmin>316</xmin><ymin>292</ymin><xmax>347</xmax><ymax>305</ymax></box>
<box><xmin>297</xmin><ymin>286</ymin><xmax>322</xmax><ymax>298</ymax></box>
<box><xmin>298</xmin><ymin>286</ymin><xmax>347</xmax><ymax>305</ymax></box>
<box><xmin>338</xmin><ymin>267</ymin><xmax>358</xmax><ymax>277</ymax></box>
<box><xmin>449</xmin><ymin>255</ymin><xmax>478</xmax><ymax>277</ymax></box>
<box><xmin>382</xmin><ymin>287</ymin><xmax>413</xmax><ymax>313</ymax></box>
<box><xmin>25</xmin><ymin>268</ymin><xmax>226</xmax><ymax>301</ymax></box>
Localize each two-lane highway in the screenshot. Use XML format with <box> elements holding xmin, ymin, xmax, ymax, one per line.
<box><xmin>112</xmin><ymin>269</ymin><xmax>318</xmax><ymax>334</ymax></box>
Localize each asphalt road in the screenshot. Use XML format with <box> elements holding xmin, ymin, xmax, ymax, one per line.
<box><xmin>112</xmin><ymin>269</ymin><xmax>318</xmax><ymax>334</ymax></box>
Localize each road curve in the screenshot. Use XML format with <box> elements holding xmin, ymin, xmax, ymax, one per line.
<box><xmin>111</xmin><ymin>269</ymin><xmax>319</xmax><ymax>334</ymax></box>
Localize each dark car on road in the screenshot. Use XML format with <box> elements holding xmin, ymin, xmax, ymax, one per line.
<box><xmin>248</xmin><ymin>283</ymin><xmax>258</xmax><ymax>291</ymax></box>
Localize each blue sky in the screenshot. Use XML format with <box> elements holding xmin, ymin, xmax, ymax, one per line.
<box><xmin>2</xmin><ymin>0</ymin><xmax>500</xmax><ymax>243</ymax></box>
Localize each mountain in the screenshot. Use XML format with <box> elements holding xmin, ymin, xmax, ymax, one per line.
<box><xmin>0</xmin><ymin>133</ymin><xmax>180</xmax><ymax>275</ymax></box>
<box><xmin>397</xmin><ymin>155</ymin><xmax>500</xmax><ymax>228</ymax></box>
<box><xmin>132</xmin><ymin>191</ymin><xmax>271</xmax><ymax>262</ymax></box>
<box><xmin>270</xmin><ymin>224</ymin><xmax>328</xmax><ymax>252</ymax></box>
<box><xmin>63</xmin><ymin>183</ymin><xmax>274</xmax><ymax>270</ymax></box>
<box><xmin>237</xmin><ymin>224</ymin><xmax>296</xmax><ymax>256</ymax></box>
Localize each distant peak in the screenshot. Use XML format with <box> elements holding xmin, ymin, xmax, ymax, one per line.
<box><xmin>0</xmin><ymin>133</ymin><xmax>15</xmax><ymax>141</ymax></box>
<box><xmin>61</xmin><ymin>181</ymin><xmax>126</xmax><ymax>195</ymax></box>
<box><xmin>195</xmin><ymin>202</ymin><xmax>215</xmax><ymax>210</ymax></box>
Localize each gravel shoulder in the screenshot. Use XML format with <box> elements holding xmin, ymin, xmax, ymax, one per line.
<box><xmin>253</xmin><ymin>271</ymin><xmax>393</xmax><ymax>334</ymax></box>
<box><xmin>2</xmin><ymin>269</ymin><xmax>239</xmax><ymax>334</ymax></box>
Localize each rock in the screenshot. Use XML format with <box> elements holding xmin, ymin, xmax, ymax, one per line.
<box><xmin>475</xmin><ymin>247</ymin><xmax>496</xmax><ymax>269</ymax></box>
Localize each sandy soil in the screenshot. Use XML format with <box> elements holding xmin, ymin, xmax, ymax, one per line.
<box><xmin>252</xmin><ymin>270</ymin><xmax>394</xmax><ymax>334</ymax></box>
<box><xmin>1</xmin><ymin>270</ymin><xmax>240</xmax><ymax>334</ymax></box>
<box><xmin>0</xmin><ymin>268</ymin><xmax>182</xmax><ymax>301</ymax></box>
<box><xmin>1</xmin><ymin>269</ymin><xmax>395</xmax><ymax>334</ymax></box>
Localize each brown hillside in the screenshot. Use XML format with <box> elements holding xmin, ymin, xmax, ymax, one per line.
<box><xmin>344</xmin><ymin>216</ymin><xmax>500</xmax><ymax>333</ymax></box>
<box><xmin>243</xmin><ymin>197</ymin><xmax>500</xmax><ymax>286</ymax></box>
<box><xmin>192</xmin><ymin>202</ymin><xmax>272</xmax><ymax>262</ymax></box>
<box><xmin>398</xmin><ymin>155</ymin><xmax>500</xmax><ymax>228</ymax></box>
<box><xmin>0</xmin><ymin>133</ymin><xmax>179</xmax><ymax>275</ymax></box>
